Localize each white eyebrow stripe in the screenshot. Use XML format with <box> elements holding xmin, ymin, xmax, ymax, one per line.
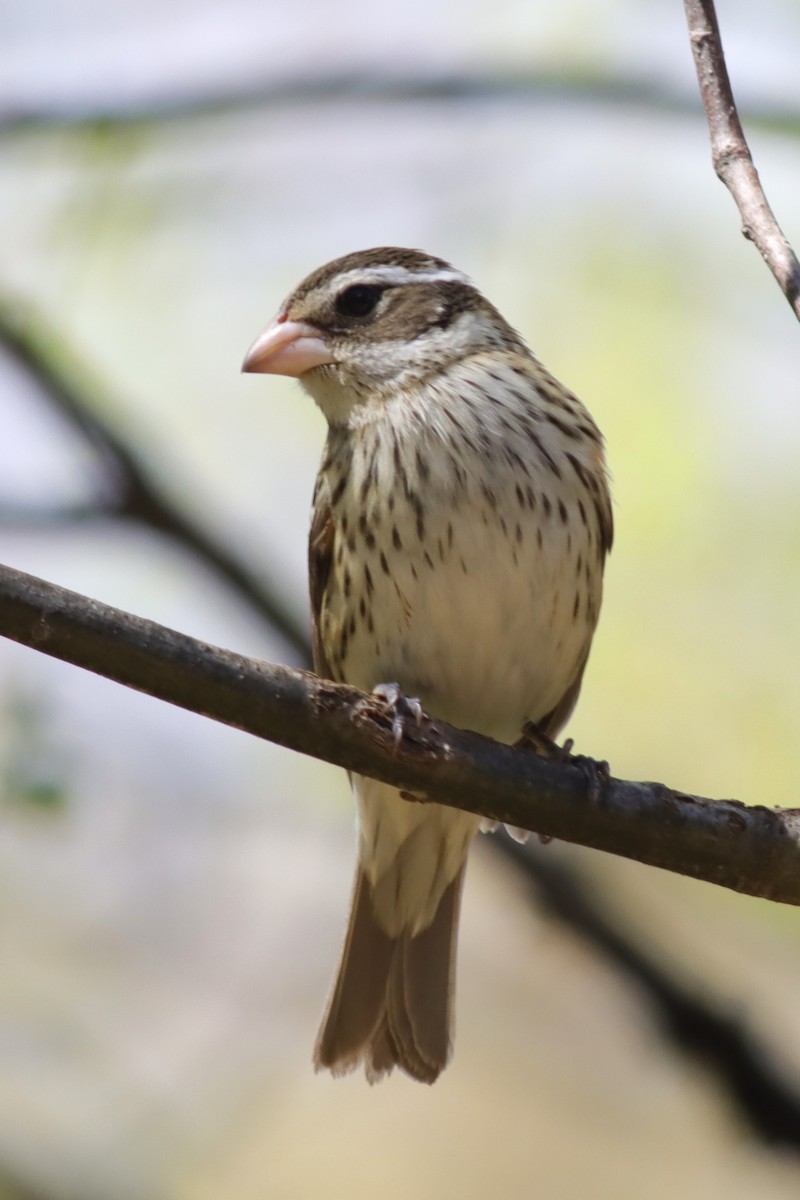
<box><xmin>329</xmin><ymin>264</ymin><xmax>473</xmax><ymax>290</ymax></box>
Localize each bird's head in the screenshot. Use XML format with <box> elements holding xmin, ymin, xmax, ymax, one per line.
<box><xmin>242</xmin><ymin>247</ymin><xmax>524</xmax><ymax>425</ymax></box>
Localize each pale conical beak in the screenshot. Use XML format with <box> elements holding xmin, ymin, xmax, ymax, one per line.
<box><xmin>241</xmin><ymin>315</ymin><xmax>335</xmax><ymax>377</ymax></box>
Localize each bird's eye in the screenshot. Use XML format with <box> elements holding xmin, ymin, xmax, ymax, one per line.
<box><xmin>334</xmin><ymin>284</ymin><xmax>384</xmax><ymax>319</ymax></box>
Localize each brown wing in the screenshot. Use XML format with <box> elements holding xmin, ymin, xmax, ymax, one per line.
<box><xmin>308</xmin><ymin>471</ymin><xmax>337</xmax><ymax>680</ymax></box>
<box><xmin>539</xmin><ymin>457</ymin><xmax>612</xmax><ymax>735</ymax></box>
<box><xmin>593</xmin><ymin>473</ymin><xmax>614</xmax><ymax>556</ymax></box>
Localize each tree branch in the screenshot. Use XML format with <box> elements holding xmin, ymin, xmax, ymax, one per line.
<box><xmin>684</xmin><ymin>0</ymin><xmax>800</xmax><ymax>319</ymax></box>
<box><xmin>2</xmin><ymin>68</ymin><xmax>800</xmax><ymax>138</ymax></box>
<box><xmin>0</xmin><ymin>300</ymin><xmax>310</xmax><ymax>659</ymax></box>
<box><xmin>2</xmin><ymin>558</ymin><xmax>800</xmax><ymax>905</ymax></box>
<box><xmin>498</xmin><ymin>832</ymin><xmax>800</xmax><ymax>1146</ymax></box>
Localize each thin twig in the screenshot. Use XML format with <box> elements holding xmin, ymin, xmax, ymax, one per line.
<box><xmin>2</xmin><ymin>559</ymin><xmax>800</xmax><ymax>905</ymax></box>
<box><xmin>684</xmin><ymin>0</ymin><xmax>800</xmax><ymax>319</ymax></box>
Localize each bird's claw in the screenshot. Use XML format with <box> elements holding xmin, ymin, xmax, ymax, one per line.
<box><xmin>578</xmin><ymin>755</ymin><xmax>610</xmax><ymax>804</ymax></box>
<box><xmin>372</xmin><ymin>682</ymin><xmax>424</xmax><ymax>751</ymax></box>
<box><xmin>517</xmin><ymin>722</ymin><xmax>571</xmax><ymax>761</ymax></box>
<box><xmin>517</xmin><ymin>721</ymin><xmax>610</xmax><ymax>802</ymax></box>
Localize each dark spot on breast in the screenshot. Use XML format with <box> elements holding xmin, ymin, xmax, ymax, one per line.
<box><xmin>566</xmin><ymin>452</ymin><xmax>588</xmax><ymax>487</ymax></box>
<box><xmin>525</xmin><ymin>428</ymin><xmax>562</xmax><ymax>479</ymax></box>
<box><xmin>512</xmin><ymin>388</ymin><xmax>535</xmax><ymax>411</ymax></box>
<box><xmin>380</xmin><ymin>550</ymin><xmax>390</xmax><ymax>575</ymax></box>
<box><xmin>392</xmin><ymin>525</ymin><xmax>403</xmax><ymax>550</ymax></box>
<box><xmin>413</xmin><ymin>500</ymin><xmax>425</xmax><ymax>541</ymax></box>
<box><xmin>558</xmin><ymin>499</ymin><xmax>568</xmax><ymax>525</ymax></box>
<box><xmin>448</xmin><ymin>453</ymin><xmax>467</xmax><ymax>490</ymax></box>
<box><xmin>544</xmin><ymin>410</ymin><xmax>580</xmax><ymax>440</ymax></box>
<box><xmin>330</xmin><ymin>476</ymin><xmax>347</xmax><ymax>507</ymax></box>
<box><xmin>540</xmin><ymin>381</ymin><xmax>569</xmax><ymax>410</ymax></box>
<box><xmin>392</xmin><ymin>437</ymin><xmax>411</xmax><ymax>498</ymax></box>
<box><xmin>360</xmin><ymin>448</ymin><xmax>378</xmax><ymax>500</ymax></box>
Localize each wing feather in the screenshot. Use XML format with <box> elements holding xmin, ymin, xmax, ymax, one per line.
<box><xmin>308</xmin><ymin>471</ymin><xmax>337</xmax><ymax>680</ymax></box>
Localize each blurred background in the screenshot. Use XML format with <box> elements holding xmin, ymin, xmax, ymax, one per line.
<box><xmin>2</xmin><ymin>0</ymin><xmax>800</xmax><ymax>1196</ymax></box>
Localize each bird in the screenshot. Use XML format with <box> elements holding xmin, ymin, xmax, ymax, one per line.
<box><xmin>242</xmin><ymin>247</ymin><xmax>612</xmax><ymax>1084</ymax></box>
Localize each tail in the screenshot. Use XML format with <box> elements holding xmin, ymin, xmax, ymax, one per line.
<box><xmin>314</xmin><ymin>862</ymin><xmax>467</xmax><ymax>1084</ymax></box>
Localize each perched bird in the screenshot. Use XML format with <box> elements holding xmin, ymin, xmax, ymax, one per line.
<box><xmin>242</xmin><ymin>247</ymin><xmax>612</xmax><ymax>1084</ymax></box>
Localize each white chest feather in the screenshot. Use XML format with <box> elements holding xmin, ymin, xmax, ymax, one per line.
<box><xmin>317</xmin><ymin>352</ymin><xmax>609</xmax><ymax>744</ymax></box>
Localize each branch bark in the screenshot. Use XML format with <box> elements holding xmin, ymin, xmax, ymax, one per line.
<box><xmin>2</xmin><ymin>559</ymin><xmax>800</xmax><ymax>905</ymax></box>
<box><xmin>684</xmin><ymin>0</ymin><xmax>800</xmax><ymax>319</ymax></box>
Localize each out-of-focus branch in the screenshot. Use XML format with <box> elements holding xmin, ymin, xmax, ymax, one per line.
<box><xmin>4</xmin><ymin>559</ymin><xmax>800</xmax><ymax>907</ymax></box>
<box><xmin>684</xmin><ymin>0</ymin><xmax>800</xmax><ymax>319</ymax></box>
<box><xmin>2</xmin><ymin>68</ymin><xmax>799</xmax><ymax>137</ymax></box>
<box><xmin>0</xmin><ymin>301</ymin><xmax>310</xmax><ymax>659</ymax></box>
<box><xmin>496</xmin><ymin>831</ymin><xmax>800</xmax><ymax>1147</ymax></box>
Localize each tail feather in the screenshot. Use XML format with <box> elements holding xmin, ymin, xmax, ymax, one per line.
<box><xmin>314</xmin><ymin>864</ymin><xmax>466</xmax><ymax>1084</ymax></box>
<box><xmin>314</xmin><ymin>868</ymin><xmax>394</xmax><ymax>1074</ymax></box>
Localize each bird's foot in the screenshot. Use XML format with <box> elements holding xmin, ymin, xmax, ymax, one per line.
<box><xmin>372</xmin><ymin>682</ymin><xmax>423</xmax><ymax>752</ymax></box>
<box><xmin>516</xmin><ymin>722</ymin><xmax>570</xmax><ymax>760</ymax></box>
<box><xmin>517</xmin><ymin>722</ymin><xmax>610</xmax><ymax>803</ymax></box>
